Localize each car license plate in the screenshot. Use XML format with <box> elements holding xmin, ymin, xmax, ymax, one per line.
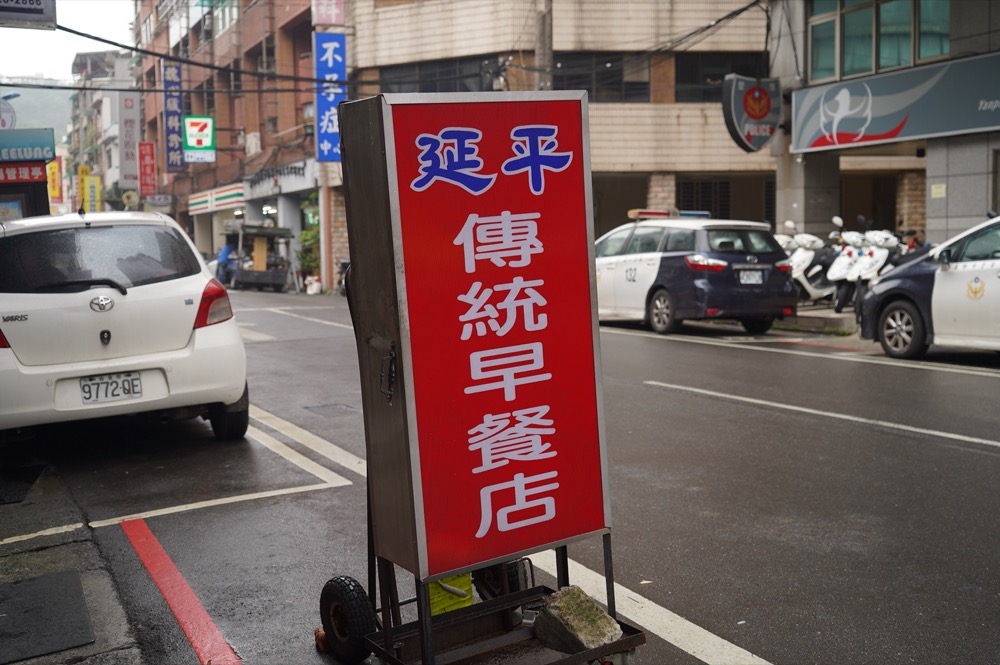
<box><xmin>80</xmin><ymin>372</ymin><xmax>143</xmax><ymax>404</ymax></box>
<box><xmin>739</xmin><ymin>270</ymin><xmax>763</xmax><ymax>285</ymax></box>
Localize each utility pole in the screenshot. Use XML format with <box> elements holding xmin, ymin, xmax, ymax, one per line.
<box><xmin>535</xmin><ymin>0</ymin><xmax>553</xmax><ymax>90</ymax></box>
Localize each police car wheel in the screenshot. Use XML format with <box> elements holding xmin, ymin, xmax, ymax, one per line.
<box><xmin>741</xmin><ymin>317</ymin><xmax>774</xmax><ymax>335</ymax></box>
<box><xmin>648</xmin><ymin>288</ymin><xmax>682</xmax><ymax>334</ymax></box>
<box><xmin>878</xmin><ymin>300</ymin><xmax>928</xmax><ymax>359</ymax></box>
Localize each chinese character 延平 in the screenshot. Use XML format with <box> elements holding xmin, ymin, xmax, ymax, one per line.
<box><xmin>411</xmin><ymin>127</ymin><xmax>497</xmax><ymax>194</ymax></box>
<box><xmin>501</xmin><ymin>125</ymin><xmax>573</xmax><ymax>195</ymax></box>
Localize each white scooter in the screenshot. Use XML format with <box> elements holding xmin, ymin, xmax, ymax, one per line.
<box><xmin>846</xmin><ymin>229</ymin><xmax>901</xmax><ymax>308</ymax></box>
<box><xmin>826</xmin><ymin>218</ymin><xmax>866</xmax><ymax>313</ymax></box>
<box><xmin>783</xmin><ymin>219</ymin><xmax>840</xmax><ymax>305</ymax></box>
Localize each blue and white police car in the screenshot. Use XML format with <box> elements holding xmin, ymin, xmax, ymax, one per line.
<box><xmin>859</xmin><ymin>215</ymin><xmax>1000</xmax><ymax>359</ymax></box>
<box><xmin>595</xmin><ymin>209</ymin><xmax>797</xmax><ymax>335</ymax></box>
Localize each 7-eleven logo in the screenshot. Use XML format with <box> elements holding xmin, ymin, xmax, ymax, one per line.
<box><xmin>183</xmin><ymin>116</ymin><xmax>215</xmax><ymax>149</ymax></box>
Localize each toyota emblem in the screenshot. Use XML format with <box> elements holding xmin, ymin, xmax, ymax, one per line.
<box><xmin>90</xmin><ymin>296</ymin><xmax>115</xmax><ymax>312</ymax></box>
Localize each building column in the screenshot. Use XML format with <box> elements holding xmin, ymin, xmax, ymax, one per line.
<box><xmin>647</xmin><ymin>173</ymin><xmax>676</xmax><ymax>210</ymax></box>
<box><xmin>774</xmin><ymin>131</ymin><xmax>840</xmax><ymax>234</ymax></box>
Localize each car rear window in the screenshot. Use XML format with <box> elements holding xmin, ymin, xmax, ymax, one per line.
<box><xmin>706</xmin><ymin>229</ymin><xmax>782</xmax><ymax>254</ymax></box>
<box><xmin>0</xmin><ymin>225</ymin><xmax>201</xmax><ymax>293</ymax></box>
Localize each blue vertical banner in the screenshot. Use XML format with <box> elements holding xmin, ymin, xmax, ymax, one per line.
<box><xmin>313</xmin><ymin>32</ymin><xmax>346</xmax><ymax>163</ymax></box>
<box><xmin>162</xmin><ymin>62</ymin><xmax>185</xmax><ymax>173</ymax></box>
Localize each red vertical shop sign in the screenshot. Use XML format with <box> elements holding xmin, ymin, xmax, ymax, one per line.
<box><xmin>138</xmin><ymin>142</ymin><xmax>156</xmax><ymax>196</ymax></box>
<box><xmin>386</xmin><ymin>93</ymin><xmax>608</xmax><ymax>579</ymax></box>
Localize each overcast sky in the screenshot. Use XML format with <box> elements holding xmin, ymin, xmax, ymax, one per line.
<box><xmin>0</xmin><ymin>0</ymin><xmax>134</xmax><ymax>82</ymax></box>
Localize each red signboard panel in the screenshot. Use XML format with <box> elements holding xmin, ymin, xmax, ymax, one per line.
<box><xmin>139</xmin><ymin>142</ymin><xmax>156</xmax><ymax>196</ymax></box>
<box><xmin>388</xmin><ymin>95</ymin><xmax>607</xmax><ymax>578</ymax></box>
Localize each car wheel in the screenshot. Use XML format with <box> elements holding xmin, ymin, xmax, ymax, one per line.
<box><xmin>320</xmin><ymin>576</ymin><xmax>378</xmax><ymax>665</ymax></box>
<box><xmin>209</xmin><ymin>383</ymin><xmax>249</xmax><ymax>441</ymax></box>
<box><xmin>878</xmin><ymin>300</ymin><xmax>928</xmax><ymax>359</ymax></box>
<box><xmin>648</xmin><ymin>288</ymin><xmax>682</xmax><ymax>334</ymax></box>
<box><xmin>741</xmin><ymin>317</ymin><xmax>774</xmax><ymax>335</ymax></box>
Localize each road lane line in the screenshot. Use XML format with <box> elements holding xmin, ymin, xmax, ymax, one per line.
<box><xmin>604</xmin><ymin>328</ymin><xmax>1000</xmax><ymax>379</ymax></box>
<box><xmin>122</xmin><ymin>518</ymin><xmax>241</xmax><ymax>665</ymax></box>
<box><xmin>247</xmin><ymin>425</ymin><xmax>353</xmax><ymax>485</ymax></box>
<box><xmin>528</xmin><ymin>551</ymin><xmax>773</xmax><ymax>665</ymax></box>
<box><xmin>251</xmin><ymin>406</ymin><xmax>368</xmax><ymax>478</ymax></box>
<box><xmin>263</xmin><ymin>307</ymin><xmax>355</xmax><ymax>330</ymax></box>
<box><xmin>0</xmin><ymin>522</ymin><xmax>84</xmax><ymax>546</ymax></box>
<box><xmin>646</xmin><ymin>381</ymin><xmax>1000</xmax><ymax>449</ymax></box>
<box><xmin>88</xmin><ymin>483</ymin><xmax>336</xmax><ymax>528</ymax></box>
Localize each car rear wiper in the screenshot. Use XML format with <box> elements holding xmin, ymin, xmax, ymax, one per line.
<box><xmin>35</xmin><ymin>279</ymin><xmax>128</xmax><ymax>295</ymax></box>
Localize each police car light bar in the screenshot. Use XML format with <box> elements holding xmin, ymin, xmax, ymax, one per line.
<box><xmin>627</xmin><ymin>208</ymin><xmax>712</xmax><ymax>219</ymax></box>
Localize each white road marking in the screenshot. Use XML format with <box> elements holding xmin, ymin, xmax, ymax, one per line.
<box><xmin>262</xmin><ymin>307</ymin><xmax>355</xmax><ymax>330</ymax></box>
<box><xmin>0</xmin><ymin>522</ymin><xmax>85</xmax><ymax>546</ymax></box>
<box><xmin>604</xmin><ymin>327</ymin><xmax>1000</xmax><ymax>379</ymax></box>
<box><xmin>251</xmin><ymin>406</ymin><xmax>368</xmax><ymax>478</ymax></box>
<box><xmin>238</xmin><ymin>326</ymin><xmax>276</xmax><ymax>342</ymax></box>
<box><xmin>646</xmin><ymin>381</ymin><xmax>1000</xmax><ymax>450</ymax></box>
<box><xmin>88</xmin><ymin>483</ymin><xmax>337</xmax><ymax>528</ymax></box>
<box><xmin>528</xmin><ymin>551</ymin><xmax>773</xmax><ymax>665</ymax></box>
<box><xmin>247</xmin><ymin>425</ymin><xmax>353</xmax><ymax>485</ymax></box>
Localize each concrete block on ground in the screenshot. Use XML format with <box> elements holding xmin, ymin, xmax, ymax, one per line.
<box><xmin>533</xmin><ymin>584</ymin><xmax>623</xmax><ymax>654</ymax></box>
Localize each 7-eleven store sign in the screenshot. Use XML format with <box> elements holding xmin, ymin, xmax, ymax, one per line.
<box><xmin>183</xmin><ymin>115</ymin><xmax>216</xmax><ymax>163</ymax></box>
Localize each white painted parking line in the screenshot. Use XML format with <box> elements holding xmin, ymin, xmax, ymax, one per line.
<box><xmin>528</xmin><ymin>551</ymin><xmax>773</xmax><ymax>665</ymax></box>
<box><xmin>263</xmin><ymin>307</ymin><xmax>355</xmax><ymax>331</ymax></box>
<box><xmin>238</xmin><ymin>326</ymin><xmax>276</xmax><ymax>342</ymax></box>
<box><xmin>646</xmin><ymin>381</ymin><xmax>1000</xmax><ymax>450</ymax></box>
<box><xmin>250</xmin><ymin>406</ymin><xmax>368</xmax><ymax>478</ymax></box>
<box><xmin>1</xmin><ymin>522</ymin><xmax>85</xmax><ymax>546</ymax></box>
<box><xmin>88</xmin><ymin>483</ymin><xmax>337</xmax><ymax>529</ymax></box>
<box><xmin>247</xmin><ymin>425</ymin><xmax>353</xmax><ymax>485</ymax></box>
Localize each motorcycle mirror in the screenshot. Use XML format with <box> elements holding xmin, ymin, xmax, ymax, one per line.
<box><xmin>832</xmin><ymin>216</ymin><xmax>844</xmax><ymax>228</ymax></box>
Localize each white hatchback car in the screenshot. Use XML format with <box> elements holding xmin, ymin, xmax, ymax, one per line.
<box><xmin>0</xmin><ymin>211</ymin><xmax>248</xmax><ymax>440</ymax></box>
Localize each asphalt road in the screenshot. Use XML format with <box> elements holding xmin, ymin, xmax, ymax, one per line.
<box><xmin>2</xmin><ymin>289</ymin><xmax>998</xmax><ymax>665</ymax></box>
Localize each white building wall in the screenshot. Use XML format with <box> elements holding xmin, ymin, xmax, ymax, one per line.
<box><xmin>350</xmin><ymin>0</ymin><xmax>771</xmax><ymax>174</ymax></box>
<box><xmin>589</xmin><ymin>104</ymin><xmax>773</xmax><ymax>172</ymax></box>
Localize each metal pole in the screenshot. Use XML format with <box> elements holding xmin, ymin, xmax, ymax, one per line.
<box><xmin>535</xmin><ymin>0</ymin><xmax>553</xmax><ymax>91</ymax></box>
<box><xmin>319</xmin><ymin>163</ymin><xmax>332</xmax><ymax>292</ymax></box>
<box><xmin>555</xmin><ymin>545</ymin><xmax>569</xmax><ymax>588</ymax></box>
<box><xmin>603</xmin><ymin>532</ymin><xmax>617</xmax><ymax>618</ymax></box>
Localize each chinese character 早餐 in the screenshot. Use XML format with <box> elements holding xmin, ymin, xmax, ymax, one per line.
<box><xmin>476</xmin><ymin>471</ymin><xmax>559</xmax><ymax>538</ymax></box>
<box><xmin>464</xmin><ymin>342</ymin><xmax>552</xmax><ymax>402</ymax></box>
<box><xmin>458</xmin><ymin>277</ymin><xmax>548</xmax><ymax>339</ymax></box>
<box><xmin>501</xmin><ymin>125</ymin><xmax>573</xmax><ymax>195</ymax></box>
<box><xmin>453</xmin><ymin>210</ymin><xmax>543</xmax><ymax>274</ymax></box>
<box><xmin>468</xmin><ymin>405</ymin><xmax>556</xmax><ymax>473</ymax></box>
<box><xmin>411</xmin><ymin>128</ymin><xmax>496</xmax><ymax>195</ymax></box>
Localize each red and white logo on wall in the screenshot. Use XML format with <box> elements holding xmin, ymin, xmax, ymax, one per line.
<box><xmin>385</xmin><ymin>93</ymin><xmax>609</xmax><ymax>578</ymax></box>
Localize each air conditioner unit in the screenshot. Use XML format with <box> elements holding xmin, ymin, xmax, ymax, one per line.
<box><xmin>245</xmin><ymin>132</ymin><xmax>261</xmax><ymax>156</ymax></box>
<box><xmin>257</xmin><ymin>55</ymin><xmax>274</xmax><ymax>73</ymax></box>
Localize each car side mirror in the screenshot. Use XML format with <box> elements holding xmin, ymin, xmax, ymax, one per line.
<box><xmin>936</xmin><ymin>248</ymin><xmax>951</xmax><ymax>265</ymax></box>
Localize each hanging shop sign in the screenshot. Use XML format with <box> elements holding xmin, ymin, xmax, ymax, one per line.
<box><xmin>314</xmin><ymin>31</ymin><xmax>346</xmax><ymax>163</ymax></box>
<box><xmin>340</xmin><ymin>92</ymin><xmax>609</xmax><ymax>580</ymax></box>
<box><xmin>0</xmin><ymin>128</ymin><xmax>55</xmax><ymax>162</ymax></box>
<box><xmin>183</xmin><ymin>115</ymin><xmax>216</xmax><ymax>163</ymax></box>
<box><xmin>139</xmin><ymin>142</ymin><xmax>156</xmax><ymax>196</ymax></box>
<box><xmin>722</xmin><ymin>74</ymin><xmax>781</xmax><ymax>153</ymax></box>
<box><xmin>793</xmin><ymin>51</ymin><xmax>1000</xmax><ymax>153</ymax></box>
<box><xmin>46</xmin><ymin>156</ymin><xmax>62</xmax><ymax>202</ymax></box>
<box><xmin>162</xmin><ymin>62</ymin><xmax>184</xmax><ymax>172</ymax></box>
<box><xmin>0</xmin><ymin>0</ymin><xmax>55</xmax><ymax>29</ymax></box>
<box><xmin>119</xmin><ymin>93</ymin><xmax>141</xmax><ymax>188</ymax></box>
<box><xmin>188</xmin><ymin>183</ymin><xmax>245</xmax><ymax>215</ymax></box>
<box><xmin>0</xmin><ymin>161</ymin><xmax>47</xmax><ymax>184</ymax></box>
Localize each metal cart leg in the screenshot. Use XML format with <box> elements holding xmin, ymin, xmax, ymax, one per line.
<box><xmin>556</xmin><ymin>545</ymin><xmax>569</xmax><ymax>588</ymax></box>
<box><xmin>416</xmin><ymin>577</ymin><xmax>436</xmax><ymax>664</ymax></box>
<box><xmin>604</xmin><ymin>532</ymin><xmax>617</xmax><ymax>619</ymax></box>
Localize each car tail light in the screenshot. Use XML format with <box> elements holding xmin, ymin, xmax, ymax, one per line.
<box><xmin>775</xmin><ymin>259</ymin><xmax>792</xmax><ymax>273</ymax></box>
<box><xmin>684</xmin><ymin>254</ymin><xmax>727</xmax><ymax>272</ymax></box>
<box><xmin>705</xmin><ymin>308</ymin><xmax>722</xmax><ymax>316</ymax></box>
<box><xmin>194</xmin><ymin>279</ymin><xmax>234</xmax><ymax>328</ymax></box>
<box><xmin>783</xmin><ymin>307</ymin><xmax>795</xmax><ymax>316</ymax></box>
<box><xmin>0</xmin><ymin>327</ymin><xmax>8</xmax><ymax>349</ymax></box>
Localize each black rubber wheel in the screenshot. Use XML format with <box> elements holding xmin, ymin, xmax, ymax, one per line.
<box><xmin>832</xmin><ymin>282</ymin><xmax>853</xmax><ymax>313</ymax></box>
<box><xmin>740</xmin><ymin>317</ymin><xmax>774</xmax><ymax>335</ymax></box>
<box><xmin>320</xmin><ymin>576</ymin><xmax>377</xmax><ymax>665</ymax></box>
<box><xmin>648</xmin><ymin>288</ymin><xmax>682</xmax><ymax>334</ymax></box>
<box><xmin>209</xmin><ymin>383</ymin><xmax>249</xmax><ymax>441</ymax></box>
<box><xmin>878</xmin><ymin>300</ymin><xmax>928</xmax><ymax>359</ymax></box>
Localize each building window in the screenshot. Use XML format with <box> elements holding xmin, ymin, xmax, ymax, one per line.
<box><xmin>552</xmin><ymin>53</ymin><xmax>649</xmax><ymax>102</ymax></box>
<box><xmin>678</xmin><ymin>180</ymin><xmax>731</xmax><ymax>219</ymax></box>
<box><xmin>808</xmin><ymin>0</ymin><xmax>948</xmax><ymax>82</ymax></box>
<box><xmin>675</xmin><ymin>53</ymin><xmax>766</xmax><ymax>103</ymax></box>
<box><xmin>382</xmin><ymin>56</ymin><xmax>496</xmax><ymax>94</ymax></box>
